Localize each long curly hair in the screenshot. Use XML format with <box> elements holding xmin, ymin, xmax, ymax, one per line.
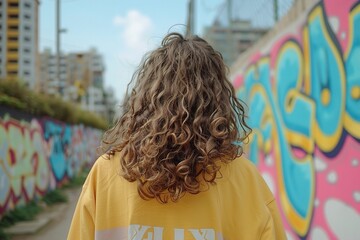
<box><xmin>101</xmin><ymin>32</ymin><xmax>251</xmax><ymax>203</ymax></box>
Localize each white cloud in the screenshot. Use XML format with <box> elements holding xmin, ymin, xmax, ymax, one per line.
<box><xmin>113</xmin><ymin>10</ymin><xmax>154</xmax><ymax>55</ymax></box>
<box><xmin>110</xmin><ymin>10</ymin><xmax>158</xmax><ymax>100</ymax></box>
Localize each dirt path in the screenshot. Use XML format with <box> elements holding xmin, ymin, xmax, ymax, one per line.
<box><xmin>11</xmin><ymin>187</ymin><xmax>81</xmax><ymax>240</ymax></box>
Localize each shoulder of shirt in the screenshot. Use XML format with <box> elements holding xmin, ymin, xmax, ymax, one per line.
<box><xmin>86</xmin><ymin>152</ymin><xmax>122</xmax><ymax>184</ymax></box>
<box><xmin>92</xmin><ymin>152</ymin><xmax>121</xmax><ymax>169</ymax></box>
<box><xmin>224</xmin><ymin>155</ymin><xmax>275</xmax><ymax>204</ymax></box>
<box><xmin>226</xmin><ymin>155</ymin><xmax>261</xmax><ymax>177</ymax></box>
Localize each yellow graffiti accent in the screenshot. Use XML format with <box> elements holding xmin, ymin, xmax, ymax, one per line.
<box><xmin>305</xmin><ymin>6</ymin><xmax>346</xmax><ymax>153</ymax></box>
<box><xmin>351</xmin><ymin>86</ymin><xmax>360</xmax><ymax>99</ymax></box>
<box><xmin>321</xmin><ymin>88</ymin><xmax>331</xmax><ymax>106</ymax></box>
<box><xmin>344</xmin><ymin>4</ymin><xmax>360</xmax><ymax>139</ymax></box>
<box><xmin>303</xmin><ymin>26</ymin><xmax>311</xmax><ymax>94</ymax></box>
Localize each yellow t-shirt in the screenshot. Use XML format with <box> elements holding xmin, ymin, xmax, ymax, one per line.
<box><xmin>68</xmin><ymin>154</ymin><xmax>286</xmax><ymax>240</ymax></box>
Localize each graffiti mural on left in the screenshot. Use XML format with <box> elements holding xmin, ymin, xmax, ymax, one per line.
<box><xmin>0</xmin><ymin>113</ymin><xmax>102</xmax><ymax>216</ymax></box>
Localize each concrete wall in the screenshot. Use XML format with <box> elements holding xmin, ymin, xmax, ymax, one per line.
<box><xmin>0</xmin><ymin>106</ymin><xmax>102</xmax><ymax>217</ymax></box>
<box><xmin>231</xmin><ymin>0</ymin><xmax>360</xmax><ymax>239</ymax></box>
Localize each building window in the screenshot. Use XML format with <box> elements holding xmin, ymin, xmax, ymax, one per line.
<box><xmin>8</xmin><ymin>48</ymin><xmax>18</xmax><ymax>52</ymax></box>
<box><xmin>9</xmin><ymin>14</ymin><xmax>19</xmax><ymax>19</ymax></box>
<box><xmin>24</xmin><ymin>36</ymin><xmax>31</xmax><ymax>42</ymax></box>
<box><xmin>8</xmin><ymin>59</ymin><xmax>18</xmax><ymax>63</ymax></box>
<box><xmin>8</xmin><ymin>2</ymin><xmax>19</xmax><ymax>7</ymax></box>
<box><xmin>24</xmin><ymin>71</ymin><xmax>30</xmax><ymax>76</ymax></box>
<box><xmin>24</xmin><ymin>48</ymin><xmax>31</xmax><ymax>53</ymax></box>
<box><xmin>8</xmin><ymin>36</ymin><xmax>18</xmax><ymax>41</ymax></box>
<box><xmin>8</xmin><ymin>71</ymin><xmax>18</xmax><ymax>75</ymax></box>
<box><xmin>24</xmin><ymin>59</ymin><xmax>30</xmax><ymax>64</ymax></box>
<box><xmin>24</xmin><ymin>25</ymin><xmax>30</xmax><ymax>31</ymax></box>
<box><xmin>24</xmin><ymin>2</ymin><xmax>31</xmax><ymax>8</ymax></box>
<box><xmin>8</xmin><ymin>25</ymin><xmax>18</xmax><ymax>30</ymax></box>
<box><xmin>24</xmin><ymin>14</ymin><xmax>31</xmax><ymax>20</ymax></box>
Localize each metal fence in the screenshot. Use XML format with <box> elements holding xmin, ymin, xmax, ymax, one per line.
<box><xmin>211</xmin><ymin>0</ymin><xmax>296</xmax><ymax>28</ymax></box>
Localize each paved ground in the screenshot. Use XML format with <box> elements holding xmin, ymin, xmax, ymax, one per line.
<box><xmin>11</xmin><ymin>187</ymin><xmax>81</xmax><ymax>240</ymax></box>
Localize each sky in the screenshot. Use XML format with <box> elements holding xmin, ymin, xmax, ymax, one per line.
<box><xmin>39</xmin><ymin>0</ymin><xmax>225</xmax><ymax>102</ymax></box>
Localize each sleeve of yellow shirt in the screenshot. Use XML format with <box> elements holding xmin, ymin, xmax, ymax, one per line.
<box><xmin>67</xmin><ymin>163</ymin><xmax>97</xmax><ymax>240</ymax></box>
<box><xmin>260</xmin><ymin>199</ymin><xmax>287</xmax><ymax>240</ymax></box>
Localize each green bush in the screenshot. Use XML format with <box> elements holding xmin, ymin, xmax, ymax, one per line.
<box><xmin>0</xmin><ymin>189</ymin><xmax>69</xmax><ymax>239</ymax></box>
<box><xmin>63</xmin><ymin>170</ymin><xmax>89</xmax><ymax>189</ymax></box>
<box><xmin>0</xmin><ymin>79</ymin><xmax>108</xmax><ymax>130</ymax></box>
<box><xmin>0</xmin><ymin>201</ymin><xmax>42</xmax><ymax>228</ymax></box>
<box><xmin>0</xmin><ymin>95</ymin><xmax>26</xmax><ymax>110</ymax></box>
<box><xmin>41</xmin><ymin>189</ymin><xmax>68</xmax><ymax>206</ymax></box>
<box><xmin>0</xmin><ymin>228</ymin><xmax>10</xmax><ymax>240</ymax></box>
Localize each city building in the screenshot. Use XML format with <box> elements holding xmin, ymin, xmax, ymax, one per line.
<box><xmin>203</xmin><ymin>19</ymin><xmax>268</xmax><ymax>66</ymax></box>
<box><xmin>80</xmin><ymin>85</ymin><xmax>117</xmax><ymax>123</ymax></box>
<box><xmin>39</xmin><ymin>49</ymin><xmax>67</xmax><ymax>95</ymax></box>
<box><xmin>0</xmin><ymin>0</ymin><xmax>40</xmax><ymax>89</ymax></box>
<box><xmin>40</xmin><ymin>48</ymin><xmax>117</xmax><ymax>122</ymax></box>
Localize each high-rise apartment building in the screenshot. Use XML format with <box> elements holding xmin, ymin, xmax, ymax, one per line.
<box><xmin>40</xmin><ymin>48</ymin><xmax>116</xmax><ymax>121</ymax></box>
<box><xmin>204</xmin><ymin>19</ymin><xmax>268</xmax><ymax>66</ymax></box>
<box><xmin>0</xmin><ymin>0</ymin><xmax>40</xmax><ymax>89</ymax></box>
<box><xmin>40</xmin><ymin>49</ymin><xmax>67</xmax><ymax>95</ymax></box>
<box><xmin>40</xmin><ymin>48</ymin><xmax>104</xmax><ymax>100</ymax></box>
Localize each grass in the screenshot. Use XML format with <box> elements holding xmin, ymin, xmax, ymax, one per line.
<box><xmin>0</xmin><ymin>79</ymin><xmax>109</xmax><ymax>130</ymax></box>
<box><xmin>0</xmin><ymin>228</ymin><xmax>10</xmax><ymax>240</ymax></box>
<box><xmin>41</xmin><ymin>189</ymin><xmax>68</xmax><ymax>206</ymax></box>
<box><xmin>0</xmin><ymin>201</ymin><xmax>42</xmax><ymax>228</ymax></box>
<box><xmin>0</xmin><ymin>171</ymin><xmax>88</xmax><ymax>239</ymax></box>
<box><xmin>0</xmin><ymin>190</ymin><xmax>68</xmax><ymax>239</ymax></box>
<box><xmin>63</xmin><ymin>170</ymin><xmax>89</xmax><ymax>189</ymax></box>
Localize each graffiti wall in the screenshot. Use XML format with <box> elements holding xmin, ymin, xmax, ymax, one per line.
<box><xmin>232</xmin><ymin>0</ymin><xmax>360</xmax><ymax>239</ymax></box>
<box><xmin>0</xmin><ymin>107</ymin><xmax>102</xmax><ymax>217</ymax></box>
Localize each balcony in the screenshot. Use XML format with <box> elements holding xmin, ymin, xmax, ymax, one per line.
<box><xmin>8</xmin><ymin>18</ymin><xmax>19</xmax><ymax>25</ymax></box>
<box><xmin>7</xmin><ymin>29</ymin><xmax>19</xmax><ymax>37</ymax></box>
<box><xmin>7</xmin><ymin>8</ymin><xmax>19</xmax><ymax>15</ymax></box>
<box><xmin>7</xmin><ymin>72</ymin><xmax>18</xmax><ymax>78</ymax></box>
<box><xmin>7</xmin><ymin>52</ymin><xmax>18</xmax><ymax>59</ymax></box>
<box><xmin>7</xmin><ymin>41</ymin><xmax>18</xmax><ymax>48</ymax></box>
<box><xmin>6</xmin><ymin>63</ymin><xmax>18</xmax><ymax>71</ymax></box>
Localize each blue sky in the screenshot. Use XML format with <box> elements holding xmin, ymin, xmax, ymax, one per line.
<box><xmin>40</xmin><ymin>0</ymin><xmax>224</xmax><ymax>101</ymax></box>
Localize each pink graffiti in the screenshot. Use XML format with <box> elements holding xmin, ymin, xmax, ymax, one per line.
<box><xmin>232</xmin><ymin>0</ymin><xmax>360</xmax><ymax>238</ymax></box>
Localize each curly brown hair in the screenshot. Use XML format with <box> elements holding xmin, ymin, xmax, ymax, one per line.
<box><xmin>101</xmin><ymin>32</ymin><xmax>251</xmax><ymax>203</ymax></box>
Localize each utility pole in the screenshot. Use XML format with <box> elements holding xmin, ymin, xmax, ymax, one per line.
<box><xmin>227</xmin><ymin>0</ymin><xmax>234</xmax><ymax>65</ymax></box>
<box><xmin>186</xmin><ymin>0</ymin><xmax>195</xmax><ymax>37</ymax></box>
<box><xmin>56</xmin><ymin>0</ymin><xmax>66</xmax><ymax>95</ymax></box>
<box><xmin>56</xmin><ymin>0</ymin><xmax>61</xmax><ymax>94</ymax></box>
<box><xmin>273</xmin><ymin>0</ymin><xmax>279</xmax><ymax>22</ymax></box>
